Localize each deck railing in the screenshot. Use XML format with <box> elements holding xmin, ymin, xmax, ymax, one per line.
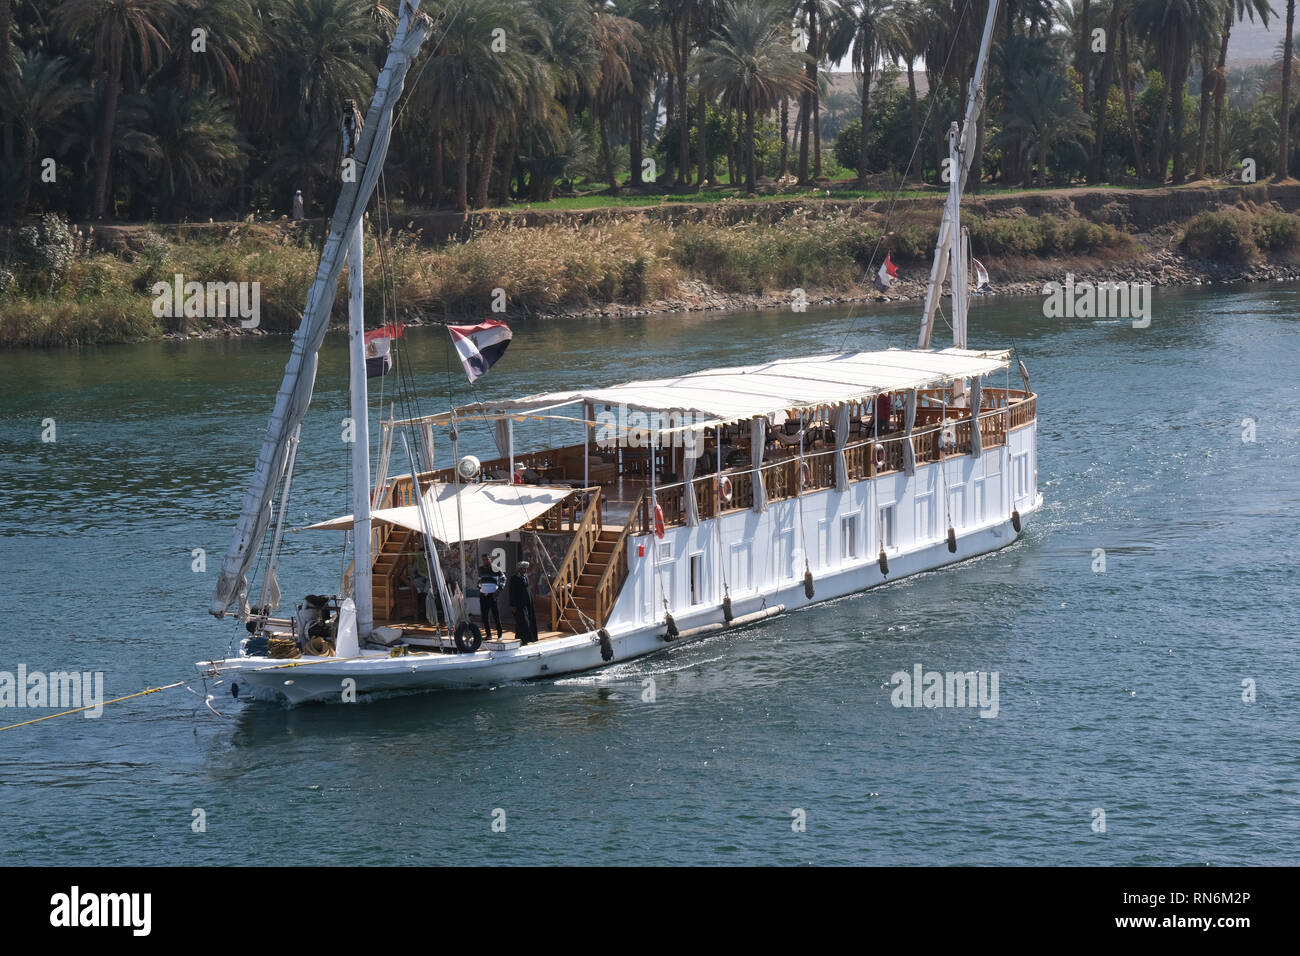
<box><xmin>648</xmin><ymin>389</ymin><xmax>1034</xmax><ymax>527</ymax></box>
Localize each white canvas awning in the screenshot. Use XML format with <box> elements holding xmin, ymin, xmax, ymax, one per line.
<box><xmin>404</xmin><ymin>347</ymin><xmax>1011</xmax><ymax>430</ymax></box>
<box><xmin>301</xmin><ymin>482</ymin><xmax>574</xmax><ymax>544</ymax></box>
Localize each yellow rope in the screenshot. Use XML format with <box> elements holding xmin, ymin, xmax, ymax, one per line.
<box><xmin>0</xmin><ymin>680</ymin><xmax>188</xmax><ymax>733</ymax></box>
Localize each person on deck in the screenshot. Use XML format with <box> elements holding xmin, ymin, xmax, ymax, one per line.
<box><xmin>478</xmin><ymin>556</ymin><xmax>505</xmax><ymax>641</ymax></box>
<box><xmin>509</xmin><ymin>561</ymin><xmax>538</xmax><ymax>645</ymax></box>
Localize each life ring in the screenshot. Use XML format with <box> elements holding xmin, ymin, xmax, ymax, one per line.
<box><xmin>653</xmin><ymin>502</ymin><xmax>666</xmax><ymax>539</ymax></box>
<box><xmin>799</xmin><ymin>461</ymin><xmax>811</xmax><ymax>489</ymax></box>
<box><xmin>719</xmin><ymin>475</ymin><xmax>734</xmax><ymax>503</ymax></box>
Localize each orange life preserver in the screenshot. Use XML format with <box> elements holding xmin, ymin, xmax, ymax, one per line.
<box><xmin>719</xmin><ymin>475</ymin><xmax>734</xmax><ymax>503</ymax></box>
<box><xmin>653</xmin><ymin>502</ymin><xmax>666</xmax><ymax>539</ymax></box>
<box><xmin>799</xmin><ymin>461</ymin><xmax>811</xmax><ymax>489</ymax></box>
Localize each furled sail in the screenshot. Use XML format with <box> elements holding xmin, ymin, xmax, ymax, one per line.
<box><xmin>210</xmin><ymin>0</ymin><xmax>433</xmax><ymax>617</ymax></box>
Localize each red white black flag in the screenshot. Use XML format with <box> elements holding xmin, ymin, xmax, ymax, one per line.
<box><xmin>448</xmin><ymin>320</ymin><xmax>512</xmax><ymax>383</ymax></box>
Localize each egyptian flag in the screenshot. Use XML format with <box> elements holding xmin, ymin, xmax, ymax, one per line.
<box><xmin>972</xmin><ymin>258</ymin><xmax>991</xmax><ymax>292</ymax></box>
<box><xmin>364</xmin><ymin>323</ymin><xmax>403</xmax><ymax>377</ymax></box>
<box><xmin>448</xmin><ymin>320</ymin><xmax>512</xmax><ymax>383</ymax></box>
<box><xmin>874</xmin><ymin>254</ymin><xmax>898</xmax><ymax>292</ymax></box>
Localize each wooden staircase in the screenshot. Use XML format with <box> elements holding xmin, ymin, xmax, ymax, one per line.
<box><xmin>372</xmin><ymin>525</ymin><xmax>414</xmax><ymax>621</ymax></box>
<box><xmin>556</xmin><ymin>529</ymin><xmax>622</xmax><ymax>633</ymax></box>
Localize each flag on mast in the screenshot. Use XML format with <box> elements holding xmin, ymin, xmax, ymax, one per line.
<box><xmin>874</xmin><ymin>254</ymin><xmax>898</xmax><ymax>292</ymax></box>
<box><xmin>448</xmin><ymin>320</ymin><xmax>513</xmax><ymax>383</ymax></box>
<box><xmin>364</xmin><ymin>323</ymin><xmax>404</xmax><ymax>377</ymax></box>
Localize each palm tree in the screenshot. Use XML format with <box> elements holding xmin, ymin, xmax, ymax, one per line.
<box><xmin>1130</xmin><ymin>0</ymin><xmax>1220</xmax><ymax>183</ymax></box>
<box><xmin>4</xmin><ymin>51</ymin><xmax>90</xmax><ymax>216</ymax></box>
<box><xmin>997</xmin><ymin>67</ymin><xmax>1092</xmax><ymax>185</ymax></box>
<box><xmin>1212</xmin><ymin>1</ymin><xmax>1273</xmax><ymax>175</ymax></box>
<box><xmin>1280</xmin><ymin>0</ymin><xmax>1295</xmax><ymax>179</ymax></box>
<box><xmin>695</xmin><ymin>0</ymin><xmax>811</xmax><ymax>193</ymax></box>
<box><xmin>827</xmin><ymin>0</ymin><xmax>907</xmax><ymax>185</ymax></box>
<box><xmin>143</xmin><ymin>86</ymin><xmax>244</xmax><ymax>218</ymax></box>
<box><xmin>52</xmin><ymin>0</ymin><xmax>176</xmax><ymax>219</ymax></box>
<box><xmin>419</xmin><ymin>0</ymin><xmax>553</xmax><ymax>211</ymax></box>
<box><xmin>593</xmin><ymin>6</ymin><xmax>647</xmax><ymax>194</ymax></box>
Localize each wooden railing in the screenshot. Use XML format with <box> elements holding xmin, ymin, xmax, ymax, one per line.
<box><xmin>594</xmin><ymin>490</ymin><xmax>643</xmax><ymax>627</ymax></box>
<box><xmin>550</xmin><ymin>486</ymin><xmax>604</xmax><ymax>633</ymax></box>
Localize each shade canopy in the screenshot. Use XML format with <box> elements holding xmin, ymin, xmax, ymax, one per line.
<box><xmin>302</xmin><ymin>482</ymin><xmax>574</xmax><ymax>545</ymax></box>
<box><xmin>444</xmin><ymin>347</ymin><xmax>1010</xmax><ymax>427</ymax></box>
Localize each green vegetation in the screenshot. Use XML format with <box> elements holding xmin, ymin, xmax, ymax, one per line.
<box><xmin>1182</xmin><ymin>208</ymin><xmax>1300</xmax><ymax>263</ymax></box>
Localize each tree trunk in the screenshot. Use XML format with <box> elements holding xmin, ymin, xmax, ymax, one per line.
<box><xmin>93</xmin><ymin>47</ymin><xmax>123</xmax><ymax>219</ymax></box>
<box><xmin>696</xmin><ymin>90</ymin><xmax>707</xmax><ymax>186</ymax></box>
<box><xmin>1120</xmin><ymin>19</ymin><xmax>1143</xmax><ymax>180</ymax></box>
<box><xmin>779</xmin><ymin>96</ymin><xmax>788</xmax><ymax>178</ymax></box>
<box><xmin>1079</xmin><ymin>0</ymin><xmax>1091</xmax><ymax>114</ymax></box>
<box><xmin>663</xmin><ymin>68</ymin><xmax>676</xmax><ymax>183</ymax></box>
<box><xmin>1212</xmin><ymin>12</ymin><xmax>1232</xmax><ymax>174</ymax></box>
<box><xmin>456</xmin><ymin>125</ymin><xmax>469</xmax><ymax>212</ymax></box>
<box><xmin>432</xmin><ymin>122</ymin><xmax>444</xmax><ymax>208</ymax></box>
<box><xmin>798</xmin><ymin>90</ymin><xmax>811</xmax><ymax>184</ymax></box>
<box><xmin>1171</xmin><ymin>53</ymin><xmax>1190</xmax><ymax>183</ymax></box>
<box><xmin>599</xmin><ymin>115</ymin><xmax>619</xmax><ymax>195</ymax></box>
<box><xmin>499</xmin><ymin>121</ymin><xmax>517</xmax><ymax>204</ymax></box>
<box><xmin>811</xmin><ymin>8</ymin><xmax>822</xmax><ymax>179</ymax></box>
<box><xmin>474</xmin><ymin>116</ymin><xmax>498</xmax><ymax>209</ymax></box>
<box><xmin>628</xmin><ymin>103</ymin><xmax>643</xmax><ymax>188</ymax></box>
<box><xmin>1280</xmin><ymin>0</ymin><xmax>1296</xmax><ymax>180</ymax></box>
<box><xmin>907</xmin><ymin>62</ymin><xmax>919</xmax><ymax>178</ymax></box>
<box><xmin>1195</xmin><ymin>39</ymin><xmax>1213</xmax><ymax>179</ymax></box>
<box><xmin>678</xmin><ymin>24</ymin><xmax>690</xmax><ymax>185</ymax></box>
<box><xmin>857</xmin><ymin>68</ymin><xmax>871</xmax><ymax>183</ymax></box>
<box><xmin>0</xmin><ymin>0</ymin><xmax>14</xmax><ymax>220</ymax></box>
<box><xmin>1090</xmin><ymin>0</ymin><xmax>1120</xmax><ymax>183</ymax></box>
<box><xmin>1038</xmin><ymin>133</ymin><xmax>1048</xmax><ymax>187</ymax></box>
<box><xmin>746</xmin><ymin>102</ymin><xmax>757</xmax><ymax>194</ymax></box>
<box><xmin>1152</xmin><ymin>50</ymin><xmax>1174</xmax><ymax>181</ymax></box>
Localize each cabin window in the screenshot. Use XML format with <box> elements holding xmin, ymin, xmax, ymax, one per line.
<box><xmin>841</xmin><ymin>515</ymin><xmax>859</xmax><ymax>560</ymax></box>
<box><xmin>689</xmin><ymin>553</ymin><xmax>704</xmax><ymax>605</ymax></box>
<box><xmin>879</xmin><ymin>505</ymin><xmax>895</xmax><ymax>549</ymax></box>
<box><xmin>915</xmin><ymin>493</ymin><xmax>934</xmax><ymax>542</ymax></box>
<box><xmin>730</xmin><ymin>543</ymin><xmax>752</xmax><ymax>592</ymax></box>
<box><xmin>1013</xmin><ymin>453</ymin><xmax>1030</xmax><ymax>504</ymax></box>
<box><xmin>657</xmin><ymin>541</ymin><xmax>672</xmax><ymax>563</ymax></box>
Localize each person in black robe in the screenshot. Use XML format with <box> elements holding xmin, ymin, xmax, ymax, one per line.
<box><xmin>509</xmin><ymin>561</ymin><xmax>538</xmax><ymax>645</ymax></box>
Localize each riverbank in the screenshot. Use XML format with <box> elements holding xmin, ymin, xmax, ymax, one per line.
<box><xmin>4</xmin><ymin>182</ymin><xmax>1300</xmax><ymax>346</ymax></box>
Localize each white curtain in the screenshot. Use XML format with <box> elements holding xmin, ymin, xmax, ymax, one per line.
<box><xmin>684</xmin><ymin>426</ymin><xmax>701</xmax><ymax>526</ymax></box>
<box><xmin>833</xmin><ymin>403</ymin><xmax>850</xmax><ymax>492</ymax></box>
<box><xmin>902</xmin><ymin>389</ymin><xmax>918</xmax><ymax>475</ymax></box>
<box><xmin>751</xmin><ymin>416</ymin><xmax>768</xmax><ymax>513</ymax></box>
<box><xmin>969</xmin><ymin>376</ymin><xmax>983</xmax><ymax>459</ymax></box>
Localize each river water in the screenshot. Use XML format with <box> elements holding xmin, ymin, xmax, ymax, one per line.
<box><xmin>1</xmin><ymin>284</ymin><xmax>1297</xmax><ymax>865</ymax></box>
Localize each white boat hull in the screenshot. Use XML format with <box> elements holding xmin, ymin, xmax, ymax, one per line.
<box><xmin>198</xmin><ymin>492</ymin><xmax>1041</xmax><ymax>705</ymax></box>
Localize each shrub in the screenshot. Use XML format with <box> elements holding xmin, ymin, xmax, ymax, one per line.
<box><xmin>16</xmin><ymin>213</ymin><xmax>76</xmax><ymax>292</ymax></box>
<box><xmin>1182</xmin><ymin>209</ymin><xmax>1257</xmax><ymax>263</ymax></box>
<box><xmin>1252</xmin><ymin>211</ymin><xmax>1300</xmax><ymax>251</ymax></box>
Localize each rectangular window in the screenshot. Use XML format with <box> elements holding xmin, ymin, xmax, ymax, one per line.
<box><xmin>689</xmin><ymin>552</ymin><xmax>704</xmax><ymax>605</ymax></box>
<box><xmin>841</xmin><ymin>514</ymin><xmax>859</xmax><ymax>560</ymax></box>
<box><xmin>1013</xmin><ymin>453</ymin><xmax>1030</xmax><ymax>505</ymax></box>
<box><xmin>879</xmin><ymin>505</ymin><xmax>895</xmax><ymax>550</ymax></box>
<box><xmin>915</xmin><ymin>493</ymin><xmax>934</xmax><ymax>542</ymax></box>
<box><xmin>657</xmin><ymin>541</ymin><xmax>672</xmax><ymax>563</ymax></box>
<box><xmin>730</xmin><ymin>543</ymin><xmax>751</xmax><ymax>593</ymax></box>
